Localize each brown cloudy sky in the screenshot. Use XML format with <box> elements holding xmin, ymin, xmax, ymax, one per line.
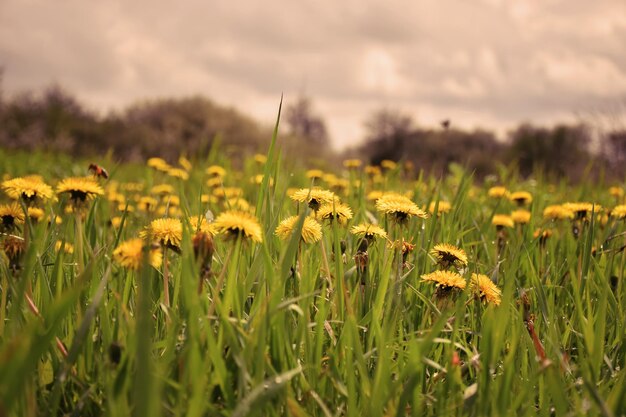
<box><xmin>1</xmin><ymin>0</ymin><xmax>625</xmax><ymax>148</ymax></box>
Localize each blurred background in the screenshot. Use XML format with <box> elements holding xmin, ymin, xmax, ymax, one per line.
<box><xmin>1</xmin><ymin>0</ymin><xmax>625</xmax><ymax>180</ymax></box>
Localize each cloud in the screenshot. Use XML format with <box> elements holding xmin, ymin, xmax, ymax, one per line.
<box><xmin>1</xmin><ymin>0</ymin><xmax>625</xmax><ymax>149</ymax></box>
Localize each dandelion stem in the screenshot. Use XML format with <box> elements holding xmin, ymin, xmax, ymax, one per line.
<box><xmin>393</xmin><ymin>222</ymin><xmax>403</xmax><ymax>300</ymax></box>
<box><xmin>319</xmin><ymin>238</ymin><xmax>333</xmax><ymax>292</ymax></box>
<box><xmin>163</xmin><ymin>246</ymin><xmax>170</xmax><ymax>308</ymax></box>
<box><xmin>207</xmin><ymin>244</ymin><xmax>235</xmax><ymax>320</ymax></box>
<box><xmin>0</xmin><ymin>274</ymin><xmax>7</xmax><ymax>335</ymax></box>
<box><xmin>75</xmin><ymin>212</ymin><xmax>84</xmax><ymax>275</ymax></box>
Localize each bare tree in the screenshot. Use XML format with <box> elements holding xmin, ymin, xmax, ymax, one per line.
<box><xmin>507</xmin><ymin>123</ymin><xmax>592</xmax><ymax>180</ymax></box>
<box><xmin>285</xmin><ymin>96</ymin><xmax>329</xmax><ymax>146</ymax></box>
<box><xmin>364</xmin><ymin>108</ymin><xmax>414</xmax><ymax>143</ymax></box>
<box><xmin>605</xmin><ymin>130</ymin><xmax>626</xmax><ymax>172</ymax></box>
<box><xmin>575</xmin><ymin>101</ymin><xmax>626</xmax><ymax>178</ymax></box>
<box><xmin>361</xmin><ymin>108</ymin><xmax>415</xmax><ymax>163</ymax></box>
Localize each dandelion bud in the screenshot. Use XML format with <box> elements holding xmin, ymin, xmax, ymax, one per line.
<box><xmin>108</xmin><ymin>342</ymin><xmax>122</xmax><ymax>365</ymax></box>
<box><xmin>354</xmin><ymin>251</ymin><xmax>369</xmax><ymax>273</ymax></box>
<box><xmin>2</xmin><ymin>235</ymin><xmax>26</xmax><ymax>274</ymax></box>
<box><xmin>193</xmin><ymin>231</ymin><xmax>215</xmax><ymax>281</ymax></box>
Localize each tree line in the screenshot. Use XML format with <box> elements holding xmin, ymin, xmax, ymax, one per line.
<box><xmin>352</xmin><ymin>108</ymin><xmax>626</xmax><ymax>182</ymax></box>
<box><xmin>0</xmin><ymin>85</ymin><xmax>624</xmax><ymax>182</ymax></box>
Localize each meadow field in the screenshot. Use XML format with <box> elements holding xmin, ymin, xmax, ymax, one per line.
<box><xmin>0</xmin><ymin>115</ymin><xmax>625</xmax><ymax>416</ymax></box>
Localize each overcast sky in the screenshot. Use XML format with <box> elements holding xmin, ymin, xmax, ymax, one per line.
<box><xmin>1</xmin><ymin>0</ymin><xmax>625</xmax><ymax>149</ymax></box>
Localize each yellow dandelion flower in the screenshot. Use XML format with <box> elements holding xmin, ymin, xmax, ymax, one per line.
<box><xmin>343</xmin><ymin>159</ymin><xmax>362</xmax><ymax>169</ymax></box>
<box><xmin>111</xmin><ymin>192</ymin><xmax>126</xmax><ymax>204</ymax></box>
<box><xmin>167</xmin><ymin>168</ymin><xmax>189</xmax><ymax>180</ymax></box>
<box><xmin>609</xmin><ymin>186</ymin><xmax>624</xmax><ymax>198</ymax></box>
<box><xmin>611</xmin><ymin>205</ymin><xmax>626</xmax><ymax>219</ymax></box>
<box><xmin>290</xmin><ymin>188</ymin><xmax>338</xmax><ymax>211</ymax></box>
<box><xmin>120</xmin><ymin>182</ymin><xmax>144</xmax><ymax>192</ymax></box>
<box><xmin>421</xmin><ymin>270</ymin><xmax>466</xmax><ymax>290</ymax></box>
<box><xmin>141</xmin><ymin>218</ymin><xmax>183</xmax><ymax>251</ymax></box>
<box><xmin>533</xmin><ymin>228</ymin><xmax>553</xmax><ymax>239</ymax></box>
<box><xmin>56</xmin><ymin>177</ymin><xmax>105</xmax><ymax>204</ymax></box>
<box><xmin>350</xmin><ymin>223</ymin><xmax>388</xmax><ymax>240</ymax></box>
<box><xmin>178</xmin><ymin>156</ymin><xmax>193</xmax><ymax>171</ymax></box>
<box><xmin>138</xmin><ymin>196</ymin><xmax>158</xmax><ymax>212</ymax></box>
<box><xmin>254</xmin><ymin>154</ymin><xmax>267</xmax><ymax>164</ymax></box>
<box><xmin>224</xmin><ymin>197</ymin><xmax>251</xmax><ymax>212</ymax></box>
<box><xmin>598</xmin><ymin>211</ymin><xmax>610</xmax><ymax>227</ymax></box>
<box><xmin>488</xmin><ymin>186</ymin><xmax>509</xmax><ymax>199</ymax></box>
<box><xmin>0</xmin><ymin>202</ymin><xmax>25</xmax><ymax>230</ymax></box>
<box><xmin>147</xmin><ymin>157</ymin><xmax>171</xmax><ymax>172</ymax></box>
<box><xmin>510</xmin><ymin>191</ymin><xmax>533</xmax><ymax>206</ymax></box>
<box><xmin>213</xmin><ymin>210</ymin><xmax>263</xmax><ymax>243</ymax></box>
<box><xmin>387</xmin><ymin>239</ymin><xmax>417</xmax><ymax>253</ymax></box>
<box><xmin>306</xmin><ymin>169</ymin><xmax>324</xmax><ymax>180</ymax></box>
<box><xmin>201</xmin><ymin>194</ymin><xmax>218</xmax><ymax>204</ymax></box>
<box><xmin>1</xmin><ymin>176</ymin><xmax>54</xmax><ymax>203</ymax></box>
<box><xmin>118</xmin><ymin>203</ymin><xmax>134</xmax><ymax>213</ymax></box>
<box><xmin>328</xmin><ymin>178</ymin><xmax>349</xmax><ymax>195</ymax></box>
<box><xmin>428</xmin><ymin>200</ymin><xmax>452</xmax><ymax>215</ymax></box>
<box><xmin>275</xmin><ymin>216</ymin><xmax>322</xmax><ymax>244</ymax></box>
<box><xmin>28</xmin><ymin>174</ymin><xmax>47</xmax><ymax>182</ymax></box>
<box><xmin>251</xmin><ymin>175</ymin><xmax>274</xmax><ymax>186</ymax></box>
<box><xmin>206</xmin><ymin>165</ymin><xmax>227</xmax><ymax>178</ymax></box>
<box><xmin>55</xmin><ymin>241</ymin><xmax>74</xmax><ymax>254</ymax></box>
<box><xmin>375</xmin><ymin>193</ymin><xmax>428</xmax><ymax>224</ymax></box>
<box><xmin>163</xmin><ymin>195</ymin><xmax>180</xmax><ymax>206</ymax></box>
<box><xmin>107</xmin><ymin>192</ymin><xmax>126</xmax><ymax>205</ymax></box>
<box><xmin>543</xmin><ymin>204</ymin><xmax>574</xmax><ymax>220</ymax></box>
<box><xmin>492</xmin><ymin>214</ymin><xmax>514</xmax><ymax>228</ymax></box>
<box><xmin>317</xmin><ymin>202</ymin><xmax>353</xmax><ymax>225</ymax></box>
<box><xmin>470</xmin><ymin>273</ymin><xmax>501</xmax><ymax>306</ymax></box>
<box><xmin>110</xmin><ymin>216</ymin><xmax>123</xmax><ymax>228</ymax></box>
<box><xmin>156</xmin><ymin>205</ymin><xmax>181</xmax><ymax>217</ymax></box>
<box><xmin>206</xmin><ymin>177</ymin><xmax>224</xmax><ymax>188</ymax></box>
<box><xmin>365</xmin><ymin>165</ymin><xmax>381</xmax><ymax>176</ymax></box>
<box><xmin>380</xmin><ymin>160</ymin><xmax>397</xmax><ymax>170</ymax></box>
<box><xmin>27</xmin><ymin>207</ymin><xmax>45</xmax><ymax>223</ymax></box>
<box><xmin>188</xmin><ymin>216</ymin><xmax>217</xmax><ymax>235</ymax></box>
<box><xmin>213</xmin><ymin>187</ymin><xmax>244</xmax><ymax>199</ymax></box>
<box><xmin>563</xmin><ymin>202</ymin><xmax>601</xmax><ymax>219</ymax></box>
<box><xmin>430</xmin><ymin>243</ymin><xmax>468</xmax><ymax>268</ymax></box>
<box><xmin>366</xmin><ymin>190</ymin><xmax>384</xmax><ymax>202</ymax></box>
<box><xmin>533</xmin><ymin>228</ymin><xmax>553</xmax><ymax>244</ymax></box>
<box><xmin>113</xmin><ymin>238</ymin><xmax>162</xmax><ymax>270</ymax></box>
<box><xmin>511</xmin><ymin>209</ymin><xmax>531</xmax><ymax>225</ymax></box>
<box><xmin>322</xmin><ymin>173</ymin><xmax>337</xmax><ymax>184</ymax></box>
<box><xmin>151</xmin><ymin>184</ymin><xmax>174</xmax><ymax>196</ymax></box>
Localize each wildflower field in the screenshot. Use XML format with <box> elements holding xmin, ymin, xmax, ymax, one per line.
<box><xmin>0</xmin><ymin>115</ymin><xmax>625</xmax><ymax>416</ymax></box>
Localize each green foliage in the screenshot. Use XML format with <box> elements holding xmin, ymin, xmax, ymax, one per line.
<box><xmin>1</xmin><ymin>106</ymin><xmax>626</xmax><ymax>416</ymax></box>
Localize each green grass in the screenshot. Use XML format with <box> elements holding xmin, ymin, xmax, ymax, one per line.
<box><xmin>0</xmin><ymin>116</ymin><xmax>625</xmax><ymax>416</ymax></box>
